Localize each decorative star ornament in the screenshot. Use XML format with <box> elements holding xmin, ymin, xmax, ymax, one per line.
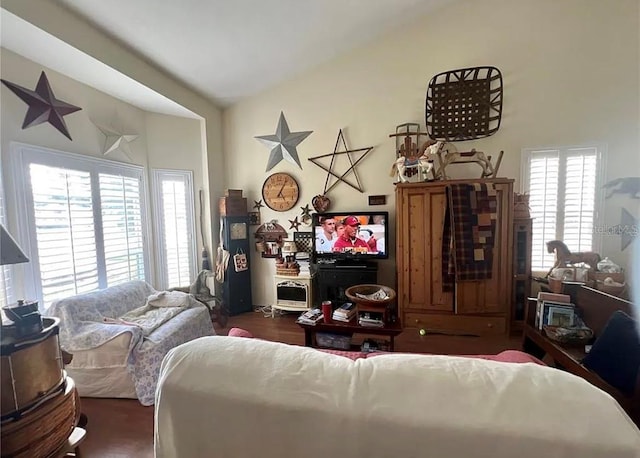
<box><xmin>300</xmin><ymin>204</ymin><xmax>312</xmax><ymax>219</ymax></box>
<box><xmin>613</xmin><ymin>208</ymin><xmax>639</xmax><ymax>251</ymax></box>
<box><xmin>1</xmin><ymin>71</ymin><xmax>82</xmax><ymax>140</ymax></box>
<box><xmin>255</xmin><ymin>112</ymin><xmax>312</xmax><ymax>171</ymax></box>
<box><xmin>93</xmin><ymin>119</ymin><xmax>139</xmax><ymax>161</ymax></box>
<box><xmin>253</xmin><ymin>200</ymin><xmax>265</xmax><ymax>210</ymax></box>
<box><xmin>289</xmin><ymin>216</ymin><xmax>301</xmax><ymax>231</ymax></box>
<box><xmin>308</xmin><ymin>129</ymin><xmax>374</xmax><ymax>194</ymax></box>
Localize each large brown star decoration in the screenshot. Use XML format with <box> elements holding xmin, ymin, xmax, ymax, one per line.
<box><xmin>308</xmin><ymin>129</ymin><xmax>374</xmax><ymax>194</ymax></box>
<box><xmin>1</xmin><ymin>71</ymin><xmax>82</xmax><ymax>140</ymax></box>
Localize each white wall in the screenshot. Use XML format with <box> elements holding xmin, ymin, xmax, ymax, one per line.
<box><xmin>224</xmin><ymin>0</ymin><xmax>640</xmax><ymax>306</ymax></box>
<box><xmin>1</xmin><ymin>0</ymin><xmax>225</xmax><ymax>287</ymax></box>
<box><xmin>1</xmin><ymin>49</ymin><xmax>206</xmax><ymax>295</ymax></box>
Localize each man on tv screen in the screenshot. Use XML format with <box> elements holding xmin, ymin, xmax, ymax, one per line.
<box><xmin>315</xmin><ymin>216</ymin><xmax>337</xmax><ymax>252</ymax></box>
<box><xmin>333</xmin><ymin>216</ymin><xmax>374</xmax><ymax>253</ymax></box>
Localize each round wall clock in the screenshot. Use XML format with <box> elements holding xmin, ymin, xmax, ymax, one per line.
<box><xmin>262</xmin><ymin>172</ymin><xmax>300</xmax><ymax>212</ymax></box>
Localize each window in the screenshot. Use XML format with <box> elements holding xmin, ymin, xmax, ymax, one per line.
<box><xmin>522</xmin><ymin>145</ymin><xmax>604</xmax><ymax>271</ymax></box>
<box><xmin>152</xmin><ymin>169</ymin><xmax>196</xmax><ymax>289</ymax></box>
<box><xmin>0</xmin><ymin>166</ymin><xmax>12</xmax><ymax>308</ymax></box>
<box><xmin>11</xmin><ymin>144</ymin><xmax>149</xmax><ymax>307</ymax></box>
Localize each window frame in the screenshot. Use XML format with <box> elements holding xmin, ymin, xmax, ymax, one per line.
<box><xmin>10</xmin><ymin>142</ymin><xmax>152</xmax><ymax>306</ymax></box>
<box><xmin>151</xmin><ymin>168</ymin><xmax>197</xmax><ymax>290</ymax></box>
<box><xmin>520</xmin><ymin>143</ymin><xmax>607</xmax><ymax>272</ymax></box>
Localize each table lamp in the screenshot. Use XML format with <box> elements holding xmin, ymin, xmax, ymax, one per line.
<box><xmin>0</xmin><ymin>223</ymin><xmax>29</xmax><ymax>266</ymax></box>
<box><xmin>281</xmin><ymin>241</ymin><xmax>298</xmax><ymax>255</ymax></box>
<box><xmin>1</xmin><ymin>223</ymin><xmax>42</xmax><ymax>335</ymax></box>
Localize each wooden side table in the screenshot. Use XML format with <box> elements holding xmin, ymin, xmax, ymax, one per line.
<box><xmin>297</xmin><ymin>318</ymin><xmax>402</xmax><ymax>351</ymax></box>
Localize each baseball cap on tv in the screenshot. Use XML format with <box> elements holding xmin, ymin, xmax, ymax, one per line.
<box><xmin>343</xmin><ymin>216</ymin><xmax>360</xmax><ymax>227</ymax></box>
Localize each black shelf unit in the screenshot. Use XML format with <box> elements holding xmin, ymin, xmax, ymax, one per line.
<box><xmin>221</xmin><ymin>215</ymin><xmax>253</xmax><ymax>315</ymax></box>
<box><xmin>312</xmin><ymin>261</ymin><xmax>378</xmax><ymax>306</ymax></box>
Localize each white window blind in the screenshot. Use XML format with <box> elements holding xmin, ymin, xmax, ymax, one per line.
<box><xmin>522</xmin><ymin>146</ymin><xmax>602</xmax><ymax>271</ymax></box>
<box><xmin>152</xmin><ymin>169</ymin><xmax>196</xmax><ymax>289</ymax></box>
<box><xmin>12</xmin><ymin>144</ymin><xmax>149</xmax><ymax>307</ymax></box>
<box><xmin>100</xmin><ymin>174</ymin><xmax>145</xmax><ymax>285</ymax></box>
<box><xmin>30</xmin><ymin>164</ymin><xmax>99</xmax><ymax>304</ymax></box>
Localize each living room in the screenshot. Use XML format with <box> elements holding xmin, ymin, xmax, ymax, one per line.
<box><xmin>1</xmin><ymin>0</ymin><xmax>639</xmax><ymax>456</ymax></box>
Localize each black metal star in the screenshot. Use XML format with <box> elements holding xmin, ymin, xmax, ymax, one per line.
<box><xmin>300</xmin><ymin>204</ymin><xmax>312</xmax><ymax>219</ymax></box>
<box><xmin>289</xmin><ymin>216</ymin><xmax>301</xmax><ymax>231</ymax></box>
<box><xmin>308</xmin><ymin>129</ymin><xmax>374</xmax><ymax>194</ymax></box>
<box><xmin>1</xmin><ymin>71</ymin><xmax>82</xmax><ymax>140</ymax></box>
<box><xmin>253</xmin><ymin>200</ymin><xmax>265</xmax><ymax>210</ymax></box>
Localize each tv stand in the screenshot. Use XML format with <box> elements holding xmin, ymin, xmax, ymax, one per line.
<box><xmin>313</xmin><ymin>261</ymin><xmax>377</xmax><ymax>305</ymax></box>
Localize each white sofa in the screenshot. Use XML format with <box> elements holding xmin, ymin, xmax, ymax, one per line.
<box><xmin>155</xmin><ymin>337</ymin><xmax>640</xmax><ymax>458</ymax></box>
<box><xmin>49</xmin><ymin>280</ymin><xmax>215</xmax><ymax>405</ymax></box>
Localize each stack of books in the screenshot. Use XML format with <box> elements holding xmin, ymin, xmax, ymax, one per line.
<box><xmin>332</xmin><ymin>302</ymin><xmax>356</xmax><ymax>322</ymax></box>
<box><xmin>535</xmin><ymin>292</ymin><xmax>576</xmax><ymax>330</ymax></box>
<box><xmin>358</xmin><ymin>311</ymin><xmax>385</xmax><ymax>327</ymax></box>
<box><xmin>296</xmin><ymin>308</ymin><xmax>323</xmax><ymax>325</ymax></box>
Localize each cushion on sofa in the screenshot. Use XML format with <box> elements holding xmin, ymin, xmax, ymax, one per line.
<box><xmin>582</xmin><ymin>310</ymin><xmax>640</xmax><ymax>396</ymax></box>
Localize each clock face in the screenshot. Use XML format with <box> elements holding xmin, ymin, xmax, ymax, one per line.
<box><xmin>261</xmin><ymin>173</ymin><xmax>300</xmax><ymax>212</ymax></box>
<box><xmin>230</xmin><ymin>222</ymin><xmax>247</xmax><ymax>240</ymax></box>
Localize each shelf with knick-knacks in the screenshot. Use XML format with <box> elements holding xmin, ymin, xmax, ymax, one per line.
<box><xmin>254</xmin><ymin>220</ymin><xmax>288</xmax><ymax>258</ymax></box>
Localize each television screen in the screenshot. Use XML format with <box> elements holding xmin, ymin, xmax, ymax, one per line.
<box><xmin>312</xmin><ymin>211</ymin><xmax>389</xmax><ymax>260</ymax></box>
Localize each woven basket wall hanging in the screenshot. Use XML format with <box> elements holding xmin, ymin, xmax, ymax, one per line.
<box><xmin>425</xmin><ymin>66</ymin><xmax>503</xmax><ymax>142</ymax></box>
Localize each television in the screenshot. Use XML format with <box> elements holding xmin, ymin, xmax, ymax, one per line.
<box><xmin>311</xmin><ymin>211</ymin><xmax>389</xmax><ymax>261</ymax></box>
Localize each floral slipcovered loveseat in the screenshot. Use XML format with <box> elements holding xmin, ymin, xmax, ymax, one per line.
<box><xmin>49</xmin><ymin>280</ymin><xmax>215</xmax><ymax>405</ymax></box>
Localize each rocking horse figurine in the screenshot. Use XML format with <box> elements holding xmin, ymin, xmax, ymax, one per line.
<box><xmin>436</xmin><ymin>148</ymin><xmax>504</xmax><ymax>179</ymax></box>
<box><xmin>390</xmin><ymin>141</ymin><xmax>444</xmax><ymax>183</ymax></box>
<box><xmin>546</xmin><ymin>240</ymin><xmax>601</xmax><ymax>278</ymax></box>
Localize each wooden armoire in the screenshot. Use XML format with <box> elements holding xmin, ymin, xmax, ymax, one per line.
<box><xmin>396</xmin><ymin>178</ymin><xmax>514</xmax><ymax>335</ymax></box>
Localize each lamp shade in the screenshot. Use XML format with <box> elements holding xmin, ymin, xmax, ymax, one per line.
<box><xmin>281</xmin><ymin>241</ymin><xmax>298</xmax><ymax>254</ymax></box>
<box><xmin>0</xmin><ymin>224</ymin><xmax>29</xmax><ymax>266</ymax></box>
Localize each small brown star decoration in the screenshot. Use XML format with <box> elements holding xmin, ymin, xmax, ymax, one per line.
<box><xmin>253</xmin><ymin>200</ymin><xmax>265</xmax><ymax>210</ymax></box>
<box><xmin>300</xmin><ymin>204</ymin><xmax>312</xmax><ymax>219</ymax></box>
<box><xmin>288</xmin><ymin>216</ymin><xmax>301</xmax><ymax>231</ymax></box>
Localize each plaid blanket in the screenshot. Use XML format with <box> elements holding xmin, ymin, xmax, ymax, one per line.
<box><xmin>442</xmin><ymin>183</ymin><xmax>498</xmax><ymax>291</ymax></box>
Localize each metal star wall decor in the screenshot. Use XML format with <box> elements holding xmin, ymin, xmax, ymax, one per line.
<box><xmin>288</xmin><ymin>216</ymin><xmax>301</xmax><ymax>231</ymax></box>
<box><xmin>300</xmin><ymin>204</ymin><xmax>312</xmax><ymax>219</ymax></box>
<box><xmin>308</xmin><ymin>129</ymin><xmax>374</xmax><ymax>194</ymax></box>
<box><xmin>255</xmin><ymin>112</ymin><xmax>312</xmax><ymax>171</ymax></box>
<box><xmin>614</xmin><ymin>208</ymin><xmax>639</xmax><ymax>251</ymax></box>
<box><xmin>253</xmin><ymin>200</ymin><xmax>265</xmax><ymax>210</ymax></box>
<box><xmin>1</xmin><ymin>71</ymin><xmax>82</xmax><ymax>140</ymax></box>
<box><xmin>93</xmin><ymin>118</ymin><xmax>139</xmax><ymax>161</ymax></box>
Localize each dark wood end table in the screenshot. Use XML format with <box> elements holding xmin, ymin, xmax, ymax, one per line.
<box><xmin>297</xmin><ymin>318</ymin><xmax>402</xmax><ymax>351</ymax></box>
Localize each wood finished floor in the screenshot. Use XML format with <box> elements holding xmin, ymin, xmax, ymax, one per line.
<box><xmin>79</xmin><ymin>310</ymin><xmax>522</xmax><ymax>457</ymax></box>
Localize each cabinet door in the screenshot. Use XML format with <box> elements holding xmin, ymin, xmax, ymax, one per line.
<box><xmin>455</xmin><ymin>182</ymin><xmax>513</xmax><ymax>314</ymax></box>
<box><xmin>397</xmin><ymin>184</ymin><xmax>454</xmax><ymax>312</ymax></box>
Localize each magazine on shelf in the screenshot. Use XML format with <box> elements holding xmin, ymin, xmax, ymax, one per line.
<box><xmin>358</xmin><ymin>310</ymin><xmax>385</xmax><ymax>327</ymax></box>
<box><xmin>535</xmin><ymin>292</ymin><xmax>571</xmax><ymax>329</ymax></box>
<box><xmin>537</xmin><ymin>301</ymin><xmax>575</xmax><ymax>330</ymax></box>
<box><xmin>358</xmin><ymin>319</ymin><xmax>385</xmax><ymax>328</ymax></box>
<box><xmin>296</xmin><ymin>308</ymin><xmax>323</xmax><ymax>325</ymax></box>
<box><xmin>546</xmin><ymin>305</ymin><xmax>576</xmax><ymax>327</ymax></box>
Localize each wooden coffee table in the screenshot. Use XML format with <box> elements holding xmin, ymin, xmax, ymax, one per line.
<box><xmin>297</xmin><ymin>318</ymin><xmax>402</xmax><ymax>351</ymax></box>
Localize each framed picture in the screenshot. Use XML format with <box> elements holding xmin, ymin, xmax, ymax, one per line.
<box><xmin>248</xmin><ymin>211</ymin><xmax>261</xmax><ymax>226</ymax></box>
<box><xmin>547</xmin><ymin>306</ymin><xmax>575</xmax><ymax>327</ymax></box>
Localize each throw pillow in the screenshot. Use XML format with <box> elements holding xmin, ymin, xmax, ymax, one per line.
<box><xmin>582</xmin><ymin>310</ymin><xmax>640</xmax><ymax>396</ymax></box>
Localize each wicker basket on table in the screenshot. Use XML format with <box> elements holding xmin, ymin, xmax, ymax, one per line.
<box><xmin>345</xmin><ymin>284</ymin><xmax>396</xmax><ymax>324</ymax></box>
<box><xmin>543</xmin><ymin>326</ymin><xmax>593</xmax><ymax>346</ymax></box>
